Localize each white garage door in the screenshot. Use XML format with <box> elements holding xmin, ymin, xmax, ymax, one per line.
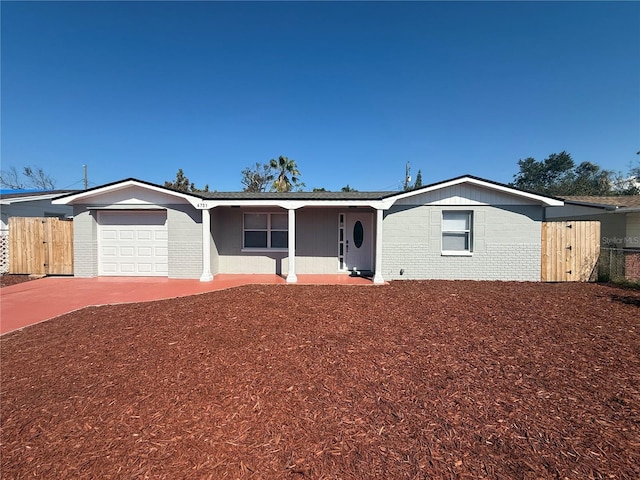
<box><xmin>98</xmin><ymin>211</ymin><xmax>168</xmax><ymax>276</ymax></box>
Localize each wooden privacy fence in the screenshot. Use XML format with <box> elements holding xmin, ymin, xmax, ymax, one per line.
<box><xmin>541</xmin><ymin>220</ymin><xmax>600</xmax><ymax>282</ymax></box>
<box><xmin>9</xmin><ymin>217</ymin><xmax>73</xmax><ymax>275</ymax></box>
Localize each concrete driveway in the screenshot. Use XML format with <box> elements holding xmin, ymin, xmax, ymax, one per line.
<box><xmin>0</xmin><ymin>274</ymin><xmax>374</xmax><ymax>335</ymax></box>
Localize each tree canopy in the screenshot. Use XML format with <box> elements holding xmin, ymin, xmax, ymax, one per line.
<box><xmin>413</xmin><ymin>170</ymin><xmax>423</xmax><ymax>189</ymax></box>
<box><xmin>240</xmin><ymin>163</ymin><xmax>274</xmax><ymax>192</ymax></box>
<box><xmin>0</xmin><ymin>166</ymin><xmax>56</xmax><ymax>190</ymax></box>
<box><xmin>269</xmin><ymin>155</ymin><xmax>303</xmax><ymax>192</ymax></box>
<box><xmin>164</xmin><ymin>169</ymin><xmax>209</xmax><ymax>193</ymax></box>
<box><xmin>511</xmin><ymin>152</ymin><xmax>638</xmax><ymax>196</ymax></box>
<box><xmin>241</xmin><ymin>156</ymin><xmax>304</xmax><ymax>193</ymax></box>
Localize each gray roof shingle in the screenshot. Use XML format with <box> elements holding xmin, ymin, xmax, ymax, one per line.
<box><xmin>562</xmin><ymin>195</ymin><xmax>640</xmax><ymax>208</ymax></box>
<box><xmin>198</xmin><ymin>191</ymin><xmax>395</xmax><ymax>201</ymax></box>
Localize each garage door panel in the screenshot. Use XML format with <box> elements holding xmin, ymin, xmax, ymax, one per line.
<box><xmin>120</xmin><ymin>263</ymin><xmax>136</xmax><ymax>273</ymax></box>
<box><xmin>102</xmin><ymin>263</ymin><xmax>118</xmax><ymax>274</ymax></box>
<box><xmin>137</xmin><ymin>231</ymin><xmax>152</xmax><ymax>241</ymax></box>
<box><xmin>98</xmin><ymin>211</ymin><xmax>168</xmax><ymax>276</ymax></box>
<box><xmin>137</xmin><ymin>263</ymin><xmax>153</xmax><ymax>273</ymax></box>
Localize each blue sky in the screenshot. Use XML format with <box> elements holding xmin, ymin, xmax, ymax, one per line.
<box><xmin>2</xmin><ymin>1</ymin><xmax>639</xmax><ymax>192</ymax></box>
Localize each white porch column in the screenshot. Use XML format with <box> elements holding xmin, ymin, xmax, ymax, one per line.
<box><xmin>200</xmin><ymin>208</ymin><xmax>213</xmax><ymax>282</ymax></box>
<box><xmin>286</xmin><ymin>208</ymin><xmax>298</xmax><ymax>283</ymax></box>
<box><xmin>372</xmin><ymin>208</ymin><xmax>385</xmax><ymax>284</ymax></box>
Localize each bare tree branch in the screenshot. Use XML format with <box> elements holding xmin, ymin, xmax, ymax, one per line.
<box><xmin>23</xmin><ymin>166</ymin><xmax>56</xmax><ymax>190</ymax></box>
<box><xmin>241</xmin><ymin>163</ymin><xmax>274</xmax><ymax>192</ymax></box>
<box><xmin>1</xmin><ymin>165</ymin><xmax>57</xmax><ymax>189</ymax></box>
<box><xmin>0</xmin><ymin>166</ymin><xmax>26</xmax><ymax>189</ymax></box>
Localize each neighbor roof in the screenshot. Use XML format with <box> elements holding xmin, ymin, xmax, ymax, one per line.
<box><xmin>562</xmin><ymin>195</ymin><xmax>640</xmax><ymax>209</ymax></box>
<box><xmin>0</xmin><ymin>190</ymin><xmax>78</xmax><ymax>203</ymax></box>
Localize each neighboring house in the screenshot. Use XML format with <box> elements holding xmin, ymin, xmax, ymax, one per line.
<box><xmin>0</xmin><ymin>190</ymin><xmax>76</xmax><ymax>274</ymax></box>
<box><xmin>546</xmin><ymin>195</ymin><xmax>640</xmax><ymax>280</ymax></box>
<box><xmin>0</xmin><ymin>190</ymin><xmax>76</xmax><ymax>231</ymax></box>
<box><xmin>52</xmin><ymin>175</ymin><xmax>563</xmax><ymax>282</ymax></box>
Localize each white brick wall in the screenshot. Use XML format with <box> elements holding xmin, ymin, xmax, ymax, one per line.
<box><xmin>382</xmin><ymin>204</ymin><xmax>543</xmax><ymax>281</ymax></box>
<box><xmin>73</xmin><ymin>209</ymin><xmax>98</xmax><ymax>277</ymax></box>
<box><xmin>167</xmin><ymin>207</ymin><xmax>203</xmax><ymax>279</ymax></box>
<box><xmin>69</xmin><ymin>201</ymin><xmax>545</xmax><ymax>281</ymax></box>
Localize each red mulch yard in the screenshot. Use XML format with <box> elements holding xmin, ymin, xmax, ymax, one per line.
<box><xmin>0</xmin><ymin>274</ymin><xmax>35</xmax><ymax>288</ymax></box>
<box><xmin>1</xmin><ymin>281</ymin><xmax>639</xmax><ymax>479</ymax></box>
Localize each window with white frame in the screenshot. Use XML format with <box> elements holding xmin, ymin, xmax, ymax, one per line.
<box><xmin>442</xmin><ymin>211</ymin><xmax>473</xmax><ymax>254</ymax></box>
<box><xmin>243</xmin><ymin>213</ymin><xmax>288</xmax><ymax>249</ymax></box>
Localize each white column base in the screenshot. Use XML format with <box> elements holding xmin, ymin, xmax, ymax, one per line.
<box><xmin>200</xmin><ymin>272</ymin><xmax>214</xmax><ymax>282</ymax></box>
<box><xmin>286</xmin><ymin>273</ymin><xmax>298</xmax><ymax>283</ymax></box>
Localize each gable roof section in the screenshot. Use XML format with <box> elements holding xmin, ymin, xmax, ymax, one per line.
<box><xmin>383</xmin><ymin>175</ymin><xmax>564</xmax><ymax>207</ymax></box>
<box><xmin>52</xmin><ymin>178</ymin><xmax>202</xmax><ymax>206</ymax></box>
<box><xmin>51</xmin><ymin>175</ymin><xmax>564</xmax><ymax>209</ymax></box>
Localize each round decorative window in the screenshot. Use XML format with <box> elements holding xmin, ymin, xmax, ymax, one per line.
<box><xmin>353</xmin><ymin>221</ymin><xmax>364</xmax><ymax>248</ymax></box>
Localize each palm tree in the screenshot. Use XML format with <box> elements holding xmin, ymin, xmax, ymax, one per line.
<box><xmin>269</xmin><ymin>155</ymin><xmax>301</xmax><ymax>192</ymax></box>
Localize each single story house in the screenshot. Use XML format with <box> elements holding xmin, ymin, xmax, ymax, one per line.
<box><xmin>52</xmin><ymin>175</ymin><xmax>564</xmax><ymax>283</ymax></box>
<box><xmin>546</xmin><ymin>195</ymin><xmax>640</xmax><ymax>280</ymax></box>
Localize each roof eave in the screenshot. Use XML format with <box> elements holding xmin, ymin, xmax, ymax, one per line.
<box><xmin>197</xmin><ymin>199</ymin><xmax>388</xmax><ymax>209</ymax></box>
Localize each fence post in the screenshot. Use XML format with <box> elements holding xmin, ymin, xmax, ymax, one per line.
<box><xmin>609</xmin><ymin>247</ymin><xmax>613</xmax><ymax>281</ymax></box>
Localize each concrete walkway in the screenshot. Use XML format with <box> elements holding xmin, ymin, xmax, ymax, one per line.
<box><xmin>0</xmin><ymin>274</ymin><xmax>374</xmax><ymax>335</ymax></box>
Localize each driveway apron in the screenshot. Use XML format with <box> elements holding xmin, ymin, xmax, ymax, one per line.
<box><xmin>0</xmin><ymin>275</ymin><xmax>374</xmax><ymax>335</ymax></box>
